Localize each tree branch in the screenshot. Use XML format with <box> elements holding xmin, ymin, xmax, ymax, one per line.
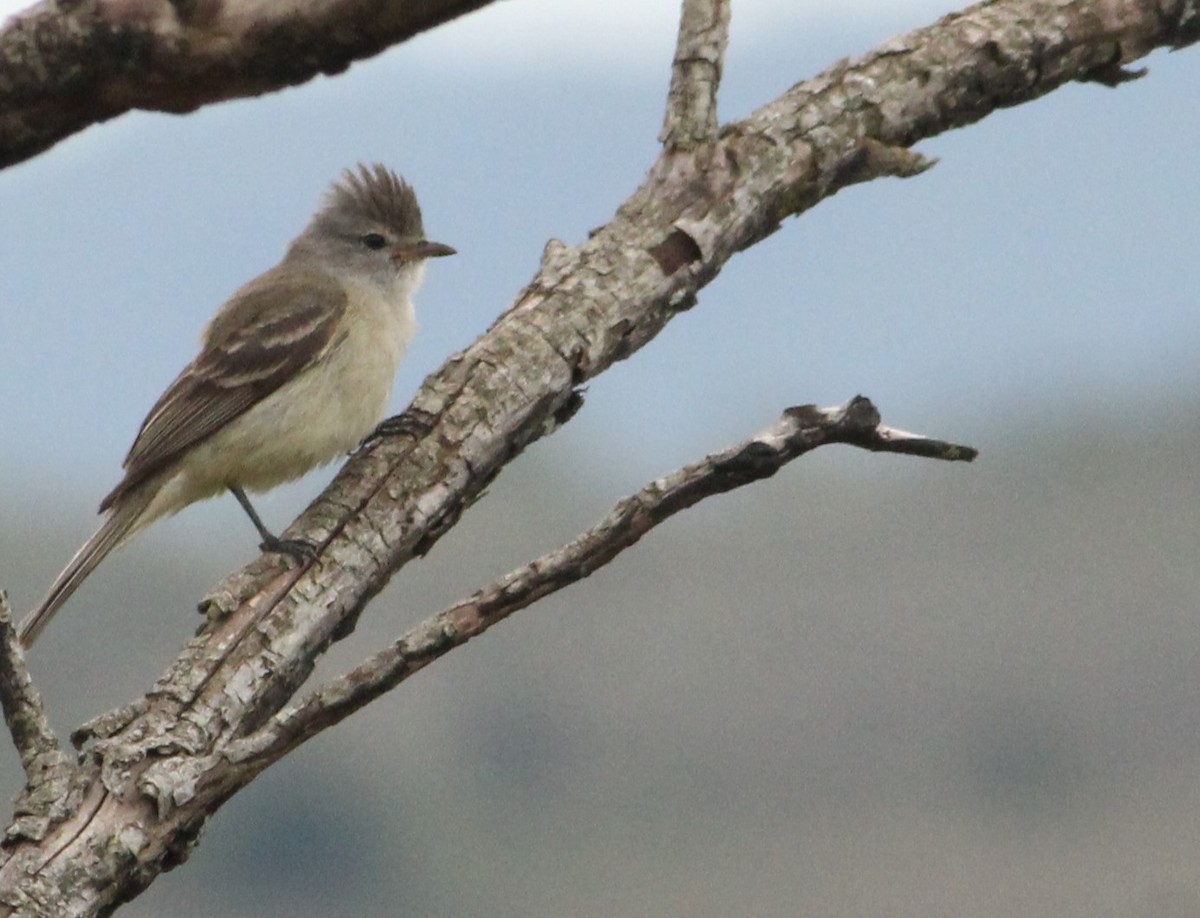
<box><xmin>660</xmin><ymin>0</ymin><xmax>730</xmax><ymax>151</ymax></box>
<box><xmin>222</xmin><ymin>396</ymin><xmax>974</xmax><ymax>770</ymax></box>
<box><xmin>0</xmin><ymin>594</ymin><xmax>80</xmax><ymax>851</ymax></box>
<box><xmin>0</xmin><ymin>0</ymin><xmax>498</xmax><ymax>169</ymax></box>
<box><xmin>0</xmin><ymin>594</ymin><xmax>58</xmax><ymax>775</ymax></box>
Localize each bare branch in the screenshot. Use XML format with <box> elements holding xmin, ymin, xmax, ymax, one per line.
<box><xmin>263</xmin><ymin>0</ymin><xmax>1188</xmax><ymax>683</ymax></box>
<box><xmin>225</xmin><ymin>396</ymin><xmax>974</xmax><ymax>766</ymax></box>
<box><xmin>0</xmin><ymin>593</ymin><xmax>81</xmax><ymax>849</ymax></box>
<box><xmin>660</xmin><ymin>0</ymin><xmax>731</xmax><ymax>151</ymax></box>
<box><xmin>799</xmin><ymin>398</ymin><xmax>979</xmax><ymax>462</ymax></box>
<box><xmin>0</xmin><ymin>0</ymin><xmax>498</xmax><ymax>169</ymax></box>
<box><xmin>0</xmin><ymin>592</ymin><xmax>61</xmax><ymax>777</ymax></box>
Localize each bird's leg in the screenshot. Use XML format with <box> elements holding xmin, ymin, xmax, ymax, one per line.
<box><xmin>229</xmin><ymin>486</ymin><xmax>317</xmax><ymax>560</ymax></box>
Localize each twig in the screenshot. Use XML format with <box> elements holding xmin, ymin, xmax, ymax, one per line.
<box><xmin>660</xmin><ymin>0</ymin><xmax>731</xmax><ymax>150</ymax></box>
<box><xmin>0</xmin><ymin>593</ymin><xmax>79</xmax><ymax>843</ymax></box>
<box><xmin>0</xmin><ymin>592</ymin><xmax>62</xmax><ymax>778</ymax></box>
<box><xmin>231</xmin><ymin>396</ymin><xmax>974</xmax><ymax>764</ymax></box>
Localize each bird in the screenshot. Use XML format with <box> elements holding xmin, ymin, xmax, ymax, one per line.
<box><xmin>19</xmin><ymin>164</ymin><xmax>455</xmax><ymax>648</ymax></box>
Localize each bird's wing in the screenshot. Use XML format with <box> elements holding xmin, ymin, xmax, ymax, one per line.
<box><xmin>100</xmin><ymin>267</ymin><xmax>347</xmax><ymax>510</ymax></box>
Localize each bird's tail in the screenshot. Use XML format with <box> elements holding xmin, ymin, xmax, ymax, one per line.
<box><xmin>18</xmin><ymin>488</ymin><xmax>155</xmax><ymax>648</ymax></box>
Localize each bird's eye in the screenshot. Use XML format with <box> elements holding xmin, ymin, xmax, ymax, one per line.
<box><xmin>361</xmin><ymin>233</ymin><xmax>387</xmax><ymax>250</ymax></box>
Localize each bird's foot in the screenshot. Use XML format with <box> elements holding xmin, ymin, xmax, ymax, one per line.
<box><xmin>362</xmin><ymin>407</ymin><xmax>437</xmax><ymax>446</ymax></box>
<box><xmin>259</xmin><ymin>535</ymin><xmax>319</xmax><ymax>561</ymax></box>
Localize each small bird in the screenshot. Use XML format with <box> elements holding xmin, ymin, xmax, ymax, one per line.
<box><xmin>19</xmin><ymin>164</ymin><xmax>454</xmax><ymax>648</ymax></box>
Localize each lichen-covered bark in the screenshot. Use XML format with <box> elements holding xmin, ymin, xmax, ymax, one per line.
<box><xmin>0</xmin><ymin>0</ymin><xmax>497</xmax><ymax>168</ymax></box>
<box><xmin>226</xmin><ymin>397</ymin><xmax>977</xmax><ymax>764</ymax></box>
<box><xmin>0</xmin><ymin>0</ymin><xmax>1196</xmax><ymax>913</ymax></box>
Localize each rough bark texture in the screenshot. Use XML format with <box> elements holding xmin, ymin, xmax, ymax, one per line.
<box><xmin>0</xmin><ymin>0</ymin><xmax>498</xmax><ymax>167</ymax></box>
<box><xmin>0</xmin><ymin>0</ymin><xmax>1196</xmax><ymax>913</ymax></box>
<box><xmin>217</xmin><ymin>396</ymin><xmax>977</xmax><ymax>765</ymax></box>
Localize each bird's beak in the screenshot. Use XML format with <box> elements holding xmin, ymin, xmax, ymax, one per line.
<box><xmin>393</xmin><ymin>240</ymin><xmax>456</xmax><ymax>261</ymax></box>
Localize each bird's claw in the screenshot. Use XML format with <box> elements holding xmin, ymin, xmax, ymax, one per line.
<box><xmin>260</xmin><ymin>535</ymin><xmax>319</xmax><ymax>561</ymax></box>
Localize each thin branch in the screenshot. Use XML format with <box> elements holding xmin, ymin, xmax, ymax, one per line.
<box><xmin>660</xmin><ymin>0</ymin><xmax>731</xmax><ymax>151</ymax></box>
<box><xmin>0</xmin><ymin>592</ymin><xmax>81</xmax><ymax>849</ymax></box>
<box><xmin>0</xmin><ymin>592</ymin><xmax>62</xmax><ymax>778</ymax></box>
<box><xmin>230</xmin><ymin>397</ymin><xmax>974</xmax><ymax>765</ymax></box>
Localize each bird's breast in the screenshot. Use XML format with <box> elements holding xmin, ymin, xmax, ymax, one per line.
<box><xmin>176</xmin><ymin>283</ymin><xmax>416</xmax><ymax>496</ymax></box>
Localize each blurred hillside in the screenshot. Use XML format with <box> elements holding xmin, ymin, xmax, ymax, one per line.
<box><xmin>4</xmin><ymin>393</ymin><xmax>1199</xmax><ymax>917</ymax></box>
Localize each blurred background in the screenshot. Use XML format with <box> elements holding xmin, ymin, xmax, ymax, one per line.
<box><xmin>2</xmin><ymin>0</ymin><xmax>1199</xmax><ymax>915</ymax></box>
